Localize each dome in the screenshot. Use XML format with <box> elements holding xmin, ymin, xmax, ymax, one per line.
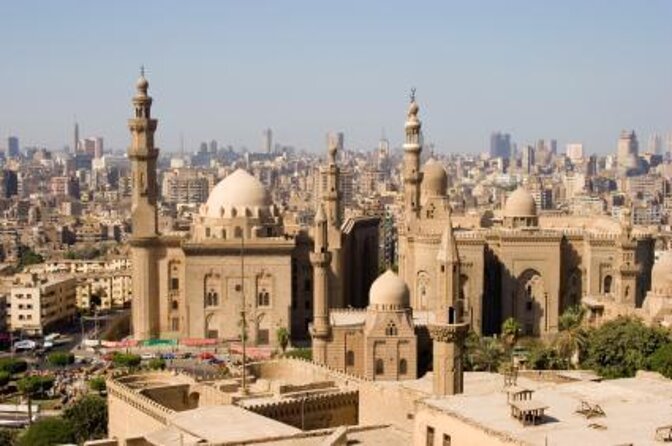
<box><xmin>421</xmin><ymin>158</ymin><xmax>447</xmax><ymax>197</ymax></box>
<box><xmin>504</xmin><ymin>187</ymin><xmax>537</xmax><ymax>218</ymax></box>
<box><xmin>652</xmin><ymin>251</ymin><xmax>672</xmax><ymax>295</ymax></box>
<box><xmin>203</xmin><ymin>169</ymin><xmax>269</xmax><ymax>218</ymax></box>
<box><xmin>369</xmin><ymin>270</ymin><xmax>409</xmax><ymax>309</ymax></box>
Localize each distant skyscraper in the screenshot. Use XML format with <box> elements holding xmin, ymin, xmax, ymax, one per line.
<box><xmin>209</xmin><ymin>139</ymin><xmax>218</xmax><ymax>154</ymax></box>
<box><xmin>489</xmin><ymin>132</ymin><xmax>511</xmax><ymax>159</ymax></box>
<box><xmin>74</xmin><ymin>122</ymin><xmax>80</xmax><ymax>153</ymax></box>
<box><xmin>262</xmin><ymin>128</ymin><xmax>273</xmax><ymax>153</ymax></box>
<box><xmin>617</xmin><ymin>130</ymin><xmax>639</xmax><ymax>171</ymax></box>
<box><xmin>566</xmin><ymin>143</ymin><xmax>584</xmax><ymax>162</ymax></box>
<box><xmin>648</xmin><ymin>133</ymin><xmax>663</xmax><ymax>154</ymax></box>
<box><xmin>7</xmin><ymin>136</ymin><xmax>19</xmax><ymax>158</ymax></box>
<box><xmin>549</xmin><ymin>139</ymin><xmax>557</xmax><ymax>155</ymax></box>
<box><xmin>199</xmin><ymin>142</ymin><xmax>208</xmax><ymax>154</ymax></box>
<box><xmin>94</xmin><ymin>137</ymin><xmax>104</xmax><ymax>159</ymax></box>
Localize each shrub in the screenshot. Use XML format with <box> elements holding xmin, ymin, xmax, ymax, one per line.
<box><xmin>19</xmin><ymin>417</ymin><xmax>75</xmax><ymax>446</ymax></box>
<box><xmin>62</xmin><ymin>394</ymin><xmax>108</xmax><ymax>443</ymax></box>
<box><xmin>47</xmin><ymin>352</ymin><xmax>74</xmax><ymax>368</ymax></box>
<box><xmin>649</xmin><ymin>343</ymin><xmax>672</xmax><ymax>379</ymax></box>
<box><xmin>17</xmin><ymin>375</ymin><xmax>55</xmax><ymax>398</ymax></box>
<box><xmin>88</xmin><ymin>376</ymin><xmax>107</xmax><ymax>394</ymax></box>
<box><xmin>111</xmin><ymin>352</ymin><xmax>141</xmax><ymax>369</ymax></box>
<box><xmin>0</xmin><ymin>371</ymin><xmax>10</xmax><ymax>387</ymax></box>
<box><xmin>148</xmin><ymin>358</ymin><xmax>166</xmax><ymax>370</ymax></box>
<box><xmin>0</xmin><ymin>358</ymin><xmax>28</xmax><ymax>375</ymax></box>
<box><xmin>283</xmin><ymin>348</ymin><xmax>312</xmax><ymax>361</ymax></box>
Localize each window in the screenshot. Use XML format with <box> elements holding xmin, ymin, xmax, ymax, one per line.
<box><xmin>603</xmin><ymin>275</ymin><xmax>612</xmax><ymax>294</ymax></box>
<box><xmin>171</xmin><ymin>300</ymin><xmax>179</xmax><ymax>311</ymax></box>
<box><xmin>375</xmin><ymin>358</ymin><xmax>384</xmax><ymax>375</ymax></box>
<box><xmin>257</xmin><ymin>289</ymin><xmax>270</xmax><ymax>307</ymax></box>
<box><xmin>385</xmin><ymin>321</ymin><xmax>398</xmax><ymax>336</ymax></box>
<box><xmin>171</xmin><ymin>278</ymin><xmax>180</xmax><ymax>290</ymax></box>
<box><xmin>171</xmin><ymin>317</ymin><xmax>179</xmax><ymax>331</ymax></box>
<box><xmin>346</xmin><ymin>350</ymin><xmax>355</xmax><ymax>367</ymax></box>
<box><xmin>205</xmin><ymin>227</ymin><xmax>211</xmax><ymax>237</ymax></box>
<box><xmin>426</xmin><ymin>426</ymin><xmax>435</xmax><ymax>446</ymax></box>
<box><xmin>206</xmin><ymin>290</ymin><xmax>219</xmax><ymax>307</ymax></box>
<box><xmin>399</xmin><ymin>358</ymin><xmax>408</xmax><ymax>375</ymax></box>
<box><xmin>257</xmin><ymin>329</ymin><xmax>269</xmax><ymax>345</ymax></box>
<box><xmin>442</xmin><ymin>434</ymin><xmax>451</xmax><ymax>446</ymax></box>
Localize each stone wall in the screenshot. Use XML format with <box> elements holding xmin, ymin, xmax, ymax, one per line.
<box><xmin>107</xmin><ymin>378</ymin><xmax>173</xmax><ymax>439</ymax></box>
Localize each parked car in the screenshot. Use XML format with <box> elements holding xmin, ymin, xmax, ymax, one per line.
<box><xmin>141</xmin><ymin>352</ymin><xmax>157</xmax><ymax>360</ymax></box>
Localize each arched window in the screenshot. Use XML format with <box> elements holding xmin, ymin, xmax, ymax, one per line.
<box><xmin>399</xmin><ymin>358</ymin><xmax>408</xmax><ymax>375</ymax></box>
<box><xmin>171</xmin><ymin>300</ymin><xmax>179</xmax><ymax>311</ymax></box>
<box><xmin>385</xmin><ymin>321</ymin><xmax>398</xmax><ymax>336</ymax></box>
<box><xmin>375</xmin><ymin>358</ymin><xmax>384</xmax><ymax>375</ymax></box>
<box><xmin>346</xmin><ymin>350</ymin><xmax>355</xmax><ymax>367</ymax></box>
<box><xmin>234</xmin><ymin>227</ymin><xmax>243</xmax><ymax>238</ymax></box>
<box><xmin>206</xmin><ymin>290</ymin><xmax>219</xmax><ymax>307</ymax></box>
<box><xmin>257</xmin><ymin>290</ymin><xmax>270</xmax><ymax>307</ymax></box>
<box><xmin>625</xmin><ymin>285</ymin><xmax>630</xmax><ymax>299</ymax></box>
<box><xmin>603</xmin><ymin>275</ymin><xmax>613</xmax><ymax>294</ymax></box>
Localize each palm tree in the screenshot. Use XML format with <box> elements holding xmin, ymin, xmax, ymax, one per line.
<box><xmin>555</xmin><ymin>305</ymin><xmax>587</xmax><ymax>367</ymax></box>
<box><xmin>501</xmin><ymin>318</ymin><xmax>521</xmax><ymax>351</ymax></box>
<box><xmin>470</xmin><ymin>336</ymin><xmax>505</xmax><ymax>372</ymax></box>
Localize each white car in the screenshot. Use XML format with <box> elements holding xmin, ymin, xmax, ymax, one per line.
<box><xmin>141</xmin><ymin>352</ymin><xmax>156</xmax><ymax>360</ymax></box>
<box><xmin>14</xmin><ymin>340</ymin><xmax>37</xmax><ymax>350</ymax></box>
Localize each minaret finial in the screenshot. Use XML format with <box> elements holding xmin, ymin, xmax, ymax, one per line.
<box><xmin>410</xmin><ymin>87</ymin><xmax>416</xmax><ymax>102</ymax></box>
<box><xmin>140</xmin><ymin>65</ymin><xmax>145</xmax><ymax>77</ymax></box>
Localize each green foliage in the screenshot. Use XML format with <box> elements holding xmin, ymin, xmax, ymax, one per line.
<box><xmin>649</xmin><ymin>343</ymin><xmax>672</xmax><ymax>379</ymax></box>
<box><xmin>148</xmin><ymin>358</ymin><xmax>166</xmax><ymax>370</ymax></box>
<box><xmin>584</xmin><ymin>317</ymin><xmax>670</xmax><ymax>379</ymax></box>
<box><xmin>0</xmin><ymin>358</ymin><xmax>28</xmax><ymax>375</ymax></box>
<box><xmin>283</xmin><ymin>348</ymin><xmax>312</xmax><ymax>361</ymax></box>
<box><xmin>19</xmin><ymin>417</ymin><xmax>75</xmax><ymax>446</ymax></box>
<box><xmin>17</xmin><ymin>375</ymin><xmax>55</xmax><ymax>398</ymax></box>
<box><xmin>88</xmin><ymin>376</ymin><xmax>107</xmax><ymax>394</ymax></box>
<box><xmin>555</xmin><ymin>305</ymin><xmax>588</xmax><ymax>367</ymax></box>
<box><xmin>62</xmin><ymin>394</ymin><xmax>108</xmax><ymax>443</ymax></box>
<box><xmin>0</xmin><ymin>428</ymin><xmax>18</xmax><ymax>446</ymax></box>
<box><xmin>501</xmin><ymin>318</ymin><xmax>521</xmax><ymax>350</ymax></box>
<box><xmin>18</xmin><ymin>249</ymin><xmax>44</xmax><ymax>269</ymax></box>
<box><xmin>465</xmin><ymin>332</ymin><xmax>505</xmax><ymax>372</ymax></box>
<box><xmin>276</xmin><ymin>327</ymin><xmax>290</xmax><ymax>353</ymax></box>
<box><xmin>0</xmin><ymin>371</ymin><xmax>10</xmax><ymax>387</ymax></box>
<box><xmin>47</xmin><ymin>352</ymin><xmax>74</xmax><ymax>368</ymax></box>
<box><xmin>527</xmin><ymin>344</ymin><xmax>569</xmax><ymax>370</ymax></box>
<box><xmin>111</xmin><ymin>352</ymin><xmax>142</xmax><ymax>369</ymax></box>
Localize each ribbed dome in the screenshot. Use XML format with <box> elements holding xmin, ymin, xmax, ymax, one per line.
<box><xmin>203</xmin><ymin>169</ymin><xmax>269</xmax><ymax>218</ymax></box>
<box><xmin>504</xmin><ymin>187</ymin><xmax>537</xmax><ymax>218</ymax></box>
<box><xmin>652</xmin><ymin>251</ymin><xmax>672</xmax><ymax>295</ymax></box>
<box><xmin>422</xmin><ymin>158</ymin><xmax>448</xmax><ymax>197</ymax></box>
<box><xmin>369</xmin><ymin>270</ymin><xmax>409</xmax><ymax>309</ymax></box>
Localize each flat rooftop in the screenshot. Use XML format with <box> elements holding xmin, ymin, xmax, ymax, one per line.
<box><xmin>423</xmin><ymin>371</ymin><xmax>672</xmax><ymax>445</ymax></box>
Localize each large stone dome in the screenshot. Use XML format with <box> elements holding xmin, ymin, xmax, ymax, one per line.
<box><xmin>651</xmin><ymin>250</ymin><xmax>672</xmax><ymax>296</ymax></box>
<box><xmin>421</xmin><ymin>158</ymin><xmax>448</xmax><ymax>197</ymax></box>
<box><xmin>369</xmin><ymin>270</ymin><xmax>409</xmax><ymax>309</ymax></box>
<box><xmin>203</xmin><ymin>169</ymin><xmax>269</xmax><ymax>218</ymax></box>
<box><xmin>504</xmin><ymin>187</ymin><xmax>537</xmax><ymax>218</ymax></box>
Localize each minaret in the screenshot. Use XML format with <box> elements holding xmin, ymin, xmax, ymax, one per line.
<box><xmin>128</xmin><ymin>68</ymin><xmax>161</xmax><ymax>340</ymax></box>
<box><xmin>429</xmin><ymin>223</ymin><xmax>469</xmax><ymax>396</ymax></box>
<box><xmin>617</xmin><ymin>205</ymin><xmax>638</xmax><ymax>305</ymax></box>
<box><xmin>403</xmin><ymin>89</ymin><xmax>422</xmax><ymax>217</ymax></box>
<box><xmin>323</xmin><ymin>134</ymin><xmax>344</xmax><ymax>308</ymax></box>
<box><xmin>324</xmin><ymin>134</ymin><xmax>341</xmax><ymax>227</ymax></box>
<box><xmin>310</xmin><ymin>204</ymin><xmax>332</xmax><ymax>364</ymax></box>
<box><xmin>73</xmin><ymin>121</ymin><xmax>80</xmax><ymax>154</ymax></box>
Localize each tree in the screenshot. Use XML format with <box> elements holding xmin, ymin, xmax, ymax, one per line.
<box><xmin>276</xmin><ymin>327</ymin><xmax>289</xmax><ymax>353</ymax></box>
<box><xmin>501</xmin><ymin>318</ymin><xmax>521</xmax><ymax>350</ymax></box>
<box><xmin>47</xmin><ymin>352</ymin><xmax>74</xmax><ymax>368</ymax></box>
<box><xmin>584</xmin><ymin>317</ymin><xmax>670</xmax><ymax>378</ymax></box>
<box><xmin>18</xmin><ymin>249</ymin><xmax>44</xmax><ymax>269</ymax></box>
<box><xmin>111</xmin><ymin>352</ymin><xmax>141</xmax><ymax>370</ymax></box>
<box><xmin>88</xmin><ymin>376</ymin><xmax>107</xmax><ymax>394</ymax></box>
<box><xmin>19</xmin><ymin>417</ymin><xmax>75</xmax><ymax>446</ymax></box>
<box><xmin>283</xmin><ymin>348</ymin><xmax>312</xmax><ymax>361</ymax></box>
<box><xmin>555</xmin><ymin>305</ymin><xmax>587</xmax><ymax>367</ymax></box>
<box><xmin>62</xmin><ymin>395</ymin><xmax>108</xmax><ymax>443</ymax></box>
<box><xmin>17</xmin><ymin>375</ymin><xmax>55</xmax><ymax>398</ymax></box>
<box><xmin>465</xmin><ymin>333</ymin><xmax>505</xmax><ymax>372</ymax></box>
<box><xmin>527</xmin><ymin>344</ymin><xmax>569</xmax><ymax>370</ymax></box>
<box><xmin>649</xmin><ymin>343</ymin><xmax>672</xmax><ymax>379</ymax></box>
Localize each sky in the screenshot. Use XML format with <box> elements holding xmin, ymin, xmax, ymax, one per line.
<box><xmin>0</xmin><ymin>0</ymin><xmax>670</xmax><ymax>155</ymax></box>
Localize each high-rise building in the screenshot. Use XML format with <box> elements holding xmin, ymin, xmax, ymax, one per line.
<box><xmin>648</xmin><ymin>133</ymin><xmax>663</xmax><ymax>154</ymax></box>
<box><xmin>617</xmin><ymin>130</ymin><xmax>639</xmax><ymax>170</ymax></box>
<box><xmin>209</xmin><ymin>139</ymin><xmax>218</xmax><ymax>154</ymax></box>
<box><xmin>489</xmin><ymin>132</ymin><xmax>511</xmax><ymax>159</ymax></box>
<box><xmin>94</xmin><ymin>137</ymin><xmax>104</xmax><ymax>159</ymax></box>
<box><xmin>7</xmin><ymin>136</ymin><xmax>19</xmax><ymax>158</ymax></box>
<box><xmin>566</xmin><ymin>143</ymin><xmax>584</xmax><ymax>162</ymax></box>
<box><xmin>74</xmin><ymin>122</ymin><xmax>80</xmax><ymax>153</ymax></box>
<box><xmin>263</xmin><ymin>128</ymin><xmax>273</xmax><ymax>153</ymax></box>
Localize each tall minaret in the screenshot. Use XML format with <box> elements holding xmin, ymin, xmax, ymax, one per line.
<box><xmin>430</xmin><ymin>223</ymin><xmax>469</xmax><ymax>396</ymax></box>
<box><xmin>128</xmin><ymin>68</ymin><xmax>161</xmax><ymax>340</ymax></box>
<box><xmin>403</xmin><ymin>89</ymin><xmax>422</xmax><ymax>217</ymax></box>
<box><xmin>323</xmin><ymin>134</ymin><xmax>344</xmax><ymax>308</ymax></box>
<box><xmin>310</xmin><ymin>204</ymin><xmax>332</xmax><ymax>364</ymax></box>
<box><xmin>324</xmin><ymin>134</ymin><xmax>341</xmax><ymax>227</ymax></box>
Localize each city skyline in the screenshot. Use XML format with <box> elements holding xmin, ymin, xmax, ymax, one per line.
<box><xmin>0</xmin><ymin>0</ymin><xmax>670</xmax><ymax>154</ymax></box>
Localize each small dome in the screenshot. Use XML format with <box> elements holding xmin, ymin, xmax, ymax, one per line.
<box><xmin>504</xmin><ymin>187</ymin><xmax>537</xmax><ymax>218</ymax></box>
<box><xmin>652</xmin><ymin>251</ymin><xmax>672</xmax><ymax>295</ymax></box>
<box><xmin>203</xmin><ymin>169</ymin><xmax>269</xmax><ymax>218</ymax></box>
<box><xmin>369</xmin><ymin>270</ymin><xmax>409</xmax><ymax>309</ymax></box>
<box><xmin>422</xmin><ymin>158</ymin><xmax>447</xmax><ymax>197</ymax></box>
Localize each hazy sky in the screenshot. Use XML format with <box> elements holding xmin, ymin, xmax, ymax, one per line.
<box><xmin>0</xmin><ymin>1</ymin><xmax>670</xmax><ymax>155</ymax></box>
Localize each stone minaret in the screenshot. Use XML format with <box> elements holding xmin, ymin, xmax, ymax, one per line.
<box><xmin>128</xmin><ymin>69</ymin><xmax>161</xmax><ymax>340</ymax></box>
<box><xmin>403</xmin><ymin>90</ymin><xmax>422</xmax><ymax>218</ymax></box>
<box><xmin>324</xmin><ymin>135</ymin><xmax>343</xmax><ymax>308</ymax></box>
<box><xmin>429</xmin><ymin>224</ymin><xmax>469</xmax><ymax>396</ymax></box>
<box><xmin>310</xmin><ymin>204</ymin><xmax>332</xmax><ymax>364</ymax></box>
<box><xmin>617</xmin><ymin>205</ymin><xmax>638</xmax><ymax>305</ymax></box>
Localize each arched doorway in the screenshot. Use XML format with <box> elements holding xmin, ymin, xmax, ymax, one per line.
<box><xmin>416</xmin><ymin>271</ymin><xmax>430</xmax><ymax>310</ymax></box>
<box><xmin>516</xmin><ymin>269</ymin><xmax>545</xmax><ymax>336</ymax></box>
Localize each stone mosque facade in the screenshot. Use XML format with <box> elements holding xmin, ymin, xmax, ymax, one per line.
<box><xmin>128</xmin><ymin>74</ymin><xmax>379</xmax><ymax>347</ymax></box>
